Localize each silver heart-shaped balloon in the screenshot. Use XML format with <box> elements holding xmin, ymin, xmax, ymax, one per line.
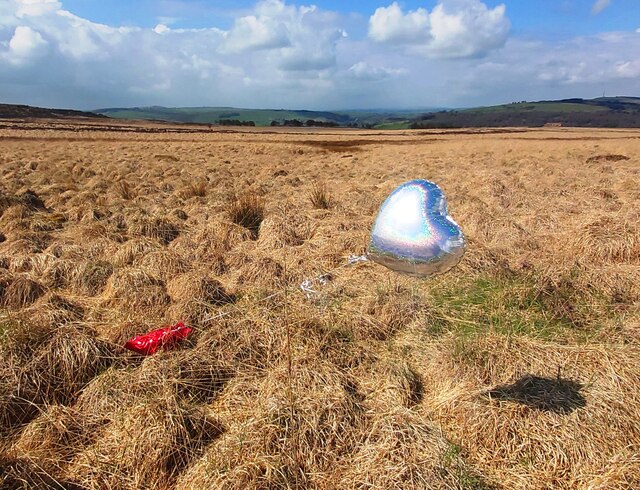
<box><xmin>368</xmin><ymin>180</ymin><xmax>465</xmax><ymax>277</ymax></box>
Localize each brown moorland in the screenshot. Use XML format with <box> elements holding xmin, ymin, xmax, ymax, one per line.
<box><xmin>0</xmin><ymin>118</ymin><xmax>639</xmax><ymax>489</ymax></box>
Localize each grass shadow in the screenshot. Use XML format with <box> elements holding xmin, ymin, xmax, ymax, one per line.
<box><xmin>486</xmin><ymin>374</ymin><xmax>586</xmax><ymax>414</ymax></box>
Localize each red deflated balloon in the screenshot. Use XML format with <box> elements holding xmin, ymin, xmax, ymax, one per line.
<box><xmin>124</xmin><ymin>321</ymin><xmax>192</xmax><ymax>355</ymax></box>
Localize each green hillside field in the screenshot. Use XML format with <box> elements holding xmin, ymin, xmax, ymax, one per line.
<box><xmin>95</xmin><ymin>97</ymin><xmax>640</xmax><ymax>129</ymax></box>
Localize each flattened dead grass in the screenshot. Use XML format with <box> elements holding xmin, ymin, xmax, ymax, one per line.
<box><xmin>1</xmin><ymin>124</ymin><xmax>639</xmax><ymax>489</ymax></box>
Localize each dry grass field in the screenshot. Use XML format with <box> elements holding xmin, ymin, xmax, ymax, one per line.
<box><xmin>0</xmin><ymin>119</ymin><xmax>639</xmax><ymax>489</ymax></box>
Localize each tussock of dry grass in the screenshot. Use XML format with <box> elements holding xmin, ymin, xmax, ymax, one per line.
<box><xmin>172</xmin><ymin>208</ymin><xmax>188</xmax><ymax>221</ymax></box>
<box><xmin>38</xmin><ymin>258</ymin><xmax>75</xmax><ymax>288</ymax></box>
<box><xmin>357</xmin><ymin>285</ymin><xmax>422</xmax><ymax>340</ymax></box>
<box><xmin>179</xmin><ymin>180</ymin><xmax>208</xmax><ymax>199</ymax></box>
<box><xmin>401</xmin><ymin>333</ymin><xmax>640</xmax><ymax>488</ymax></box>
<box><xmin>0</xmin><ymin>270</ymin><xmax>11</xmax><ymax>301</ymax></box>
<box><xmin>26</xmin><ymin>253</ymin><xmax>57</xmax><ymax>278</ymax></box>
<box><xmin>257</xmin><ymin>204</ymin><xmax>316</xmax><ymax>248</ymax></box>
<box><xmin>12</xmin><ymin>405</ymin><xmax>100</xmax><ymax>473</ymax></box>
<box><xmin>113</xmin><ymin>236</ymin><xmax>162</xmax><ymax>267</ymax></box>
<box><xmin>1</xmin><ymin>274</ymin><xmax>46</xmax><ymax>308</ymax></box>
<box><xmin>166</xmin><ymin>271</ymin><xmax>234</xmax><ymax>325</ymax></box>
<box><xmin>139</xmin><ymin>249</ymin><xmax>189</xmax><ymax>281</ymax></box>
<box><xmin>0</xmin><ymin>316</ymin><xmax>53</xmax><ymax>363</ymax></box>
<box><xmin>172</xmin><ymin>349</ymin><xmax>232</xmax><ymax>403</ymax></box>
<box><xmin>0</xmin><ymin>321</ymin><xmax>114</xmax><ymax>446</ymax></box>
<box><xmin>6</xmin><ymin>255</ymin><xmax>34</xmax><ymax>274</ymax></box>
<box><xmin>0</xmin><ymin>231</ymin><xmax>50</xmax><ymax>254</ymax></box>
<box><xmin>0</xmin><ymin>204</ymin><xmax>32</xmax><ymax>225</ymax></box>
<box><xmin>165</xmin><ymin>300</ymin><xmax>216</xmax><ymax>327</ymax></box>
<box><xmin>1</xmin><ymin>123</ymin><xmax>640</xmax><ymax>489</ymax></box>
<box><xmin>26</xmin><ymin>293</ymin><xmax>85</xmax><ymax>330</ymax></box>
<box><xmin>46</xmin><ymin>354</ymin><xmax>228</xmax><ymax>488</ymax></box>
<box><xmin>576</xmin><ymin>215</ymin><xmax>640</xmax><ymax>263</ymax></box>
<box><xmin>177</xmin><ymin>362</ymin><xmax>368</xmax><ymax>489</ymax></box>
<box><xmin>71</xmin><ymin>396</ymin><xmax>222</xmax><ymax>489</ymax></box>
<box><xmin>102</xmin><ymin>267</ymin><xmax>169</xmax><ymax>311</ymax></box>
<box><xmin>309</xmin><ymin>181</ymin><xmax>333</xmax><ymax>209</ymax></box>
<box><xmin>234</xmin><ymin>253</ymin><xmax>288</xmax><ymax>288</ymax></box>
<box><xmin>580</xmin><ymin>263</ymin><xmax>640</xmax><ymax>304</ymax></box>
<box><xmin>0</xmin><ymin>196</ymin><xmax>14</xmax><ymax>218</ymax></box>
<box><xmin>22</xmin><ymin>325</ymin><xmax>116</xmax><ymax>405</ymax></box>
<box><xmin>68</xmin><ymin>222</ymin><xmax>124</xmax><ymax>245</ymax></box>
<box><xmin>0</xmin><ymin>453</ymin><xmax>79</xmax><ymax>489</ymax></box>
<box><xmin>18</xmin><ymin>190</ymin><xmax>47</xmax><ymax>211</ymax></box>
<box><xmin>337</xmin><ymin>409</ymin><xmax>475</xmax><ymax>489</ymax></box>
<box><xmin>127</xmin><ymin>213</ymin><xmax>181</xmax><ymax>244</ymax></box>
<box><xmin>228</xmin><ymin>192</ymin><xmax>265</xmax><ymax>238</ymax></box>
<box><xmin>169</xmin><ymin>221</ymin><xmax>252</xmax><ymax>274</ymax></box>
<box><xmin>116</xmin><ymin>180</ymin><xmax>137</xmax><ymax>200</ymax></box>
<box><xmin>71</xmin><ymin>260</ymin><xmax>114</xmax><ymax>296</ymax></box>
<box><xmin>29</xmin><ymin>212</ymin><xmax>66</xmax><ymax>232</ymax></box>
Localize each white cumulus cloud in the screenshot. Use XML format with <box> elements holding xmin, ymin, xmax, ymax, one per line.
<box><xmin>369</xmin><ymin>3</ymin><xmax>431</xmax><ymax>44</ymax></box>
<box><xmin>368</xmin><ymin>0</ymin><xmax>510</xmax><ymax>58</ymax></box>
<box><xmin>221</xmin><ymin>1</ymin><xmax>345</xmax><ymax>72</ymax></box>
<box><xmin>347</xmin><ymin>61</ymin><xmax>404</xmax><ymax>81</ymax></box>
<box><xmin>222</xmin><ymin>13</ymin><xmax>291</xmax><ymax>53</ymax></box>
<box><xmin>15</xmin><ymin>0</ymin><xmax>60</xmax><ymax>18</ymax></box>
<box><xmin>0</xmin><ymin>0</ymin><xmax>639</xmax><ymax>111</ymax></box>
<box><xmin>5</xmin><ymin>25</ymin><xmax>47</xmax><ymax>63</ymax></box>
<box><xmin>0</xmin><ymin>0</ymin><xmax>348</xmax><ymax>108</ymax></box>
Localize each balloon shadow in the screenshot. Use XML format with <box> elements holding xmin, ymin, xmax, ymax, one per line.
<box><xmin>485</xmin><ymin>374</ymin><xmax>586</xmax><ymax>414</ymax></box>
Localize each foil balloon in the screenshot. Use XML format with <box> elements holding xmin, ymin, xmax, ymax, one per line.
<box><xmin>124</xmin><ymin>321</ymin><xmax>192</xmax><ymax>356</ymax></box>
<box><xmin>368</xmin><ymin>180</ymin><xmax>465</xmax><ymax>277</ymax></box>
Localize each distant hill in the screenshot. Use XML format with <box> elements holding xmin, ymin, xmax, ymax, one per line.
<box><xmin>95</xmin><ymin>106</ymin><xmax>432</xmax><ymax>128</ymax></box>
<box><xmin>410</xmin><ymin>97</ymin><xmax>640</xmax><ymax>129</ymax></box>
<box><xmin>98</xmin><ymin>98</ymin><xmax>640</xmax><ymax>129</ymax></box>
<box><xmin>3</xmin><ymin>98</ymin><xmax>638</xmax><ymax>129</ymax></box>
<box><xmin>0</xmin><ymin>103</ymin><xmax>107</xmax><ymax>120</ymax></box>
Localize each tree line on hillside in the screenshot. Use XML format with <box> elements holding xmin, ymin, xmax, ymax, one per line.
<box><xmin>214</xmin><ymin>118</ymin><xmax>376</xmax><ymax>128</ymax></box>
<box><xmin>270</xmin><ymin>119</ymin><xmax>340</xmax><ymax>127</ymax></box>
<box><xmin>269</xmin><ymin>119</ymin><xmax>376</xmax><ymax>128</ymax></box>
<box><xmin>217</xmin><ymin>119</ymin><xmax>255</xmax><ymax>126</ymax></box>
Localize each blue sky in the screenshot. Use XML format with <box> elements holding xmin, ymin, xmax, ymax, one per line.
<box><xmin>1</xmin><ymin>0</ymin><xmax>639</xmax><ymax>109</ymax></box>
<box><xmin>59</xmin><ymin>0</ymin><xmax>639</xmax><ymax>36</ymax></box>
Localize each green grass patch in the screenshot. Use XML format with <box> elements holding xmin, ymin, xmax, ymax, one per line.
<box><xmin>441</xmin><ymin>443</ymin><xmax>494</xmax><ymax>489</ymax></box>
<box><xmin>424</xmin><ymin>274</ymin><xmax>598</xmax><ymax>341</ymax></box>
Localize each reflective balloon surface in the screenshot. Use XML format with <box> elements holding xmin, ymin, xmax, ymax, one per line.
<box><xmin>368</xmin><ymin>180</ymin><xmax>465</xmax><ymax>277</ymax></box>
